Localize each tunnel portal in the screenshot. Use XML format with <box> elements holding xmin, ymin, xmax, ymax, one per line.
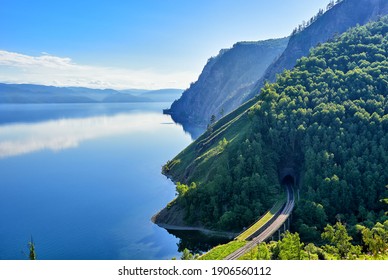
<box><xmin>281</xmin><ymin>174</ymin><xmax>295</xmax><ymax>186</ymax></box>
<box><xmin>279</xmin><ymin>167</ymin><xmax>297</xmax><ymax>186</ymax></box>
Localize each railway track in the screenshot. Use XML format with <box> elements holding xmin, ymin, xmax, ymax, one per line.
<box><xmin>224</xmin><ymin>184</ymin><xmax>294</xmax><ymax>260</ymax></box>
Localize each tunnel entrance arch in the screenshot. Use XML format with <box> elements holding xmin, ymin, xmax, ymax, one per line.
<box><xmin>279</xmin><ymin>167</ymin><xmax>299</xmax><ymax>201</ymax></box>
<box><xmin>279</xmin><ymin>167</ymin><xmax>297</xmax><ymax>186</ymax></box>
<box><xmin>281</xmin><ymin>174</ymin><xmax>295</xmax><ymax>186</ymax></box>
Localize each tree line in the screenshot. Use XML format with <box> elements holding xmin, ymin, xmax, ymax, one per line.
<box><xmin>291</xmin><ymin>0</ymin><xmax>344</xmax><ymax>35</ymax></box>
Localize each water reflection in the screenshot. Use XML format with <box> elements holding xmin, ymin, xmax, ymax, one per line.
<box><xmin>0</xmin><ymin>113</ymin><xmax>170</xmax><ymax>158</ymax></box>
<box><xmin>179</xmin><ymin>123</ymin><xmax>206</xmax><ymax>140</ymax></box>
<box><xmin>167</xmin><ymin>230</ymin><xmax>232</xmax><ymax>255</ymax></box>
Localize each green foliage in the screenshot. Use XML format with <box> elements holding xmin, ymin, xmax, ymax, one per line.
<box><xmin>304</xmin><ymin>243</ymin><xmax>319</xmax><ymax>260</ymax></box>
<box><xmin>28</xmin><ymin>237</ymin><xmax>36</xmax><ymax>260</ymax></box>
<box><xmin>232</xmin><ymin>220</ymin><xmax>387</xmax><ymax>260</ymax></box>
<box><xmin>260</xmin><ymin>16</ymin><xmax>388</xmax><ymax>233</ymax></box>
<box><xmin>357</xmin><ymin>221</ymin><xmax>388</xmax><ymax>258</ymax></box>
<box><xmin>237</xmin><ymin>242</ymin><xmax>273</xmax><ymax>260</ymax></box>
<box><xmin>176</xmin><ymin>182</ymin><xmax>189</xmax><ymax>197</ymax></box>
<box><xmin>198</xmin><ymin>240</ymin><xmax>247</xmax><ymax>260</ymax></box>
<box><xmin>256</xmin><ymin>243</ymin><xmax>272</xmax><ymax>260</ymax></box>
<box><xmin>164</xmin><ymin>16</ymin><xmax>388</xmax><ymax>233</ymax></box>
<box><xmin>321</xmin><ymin>222</ymin><xmax>361</xmax><ymax>259</ymax></box>
<box><xmin>277</xmin><ymin>232</ymin><xmax>307</xmax><ymax>260</ymax></box>
<box><xmin>180</xmin><ymin>248</ymin><xmax>195</xmax><ymax>260</ymax></box>
<box><xmin>293</xmin><ymin>200</ymin><xmax>328</xmax><ymax>242</ymax></box>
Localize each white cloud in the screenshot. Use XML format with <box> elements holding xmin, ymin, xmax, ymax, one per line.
<box><xmin>0</xmin><ymin>50</ymin><xmax>194</xmax><ymax>89</ymax></box>
<box><xmin>0</xmin><ymin>50</ymin><xmax>73</xmax><ymax>68</ymax></box>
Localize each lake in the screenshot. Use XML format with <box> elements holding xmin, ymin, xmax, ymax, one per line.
<box><xmin>0</xmin><ymin>103</ymin><xmax>223</xmax><ymax>260</ymax></box>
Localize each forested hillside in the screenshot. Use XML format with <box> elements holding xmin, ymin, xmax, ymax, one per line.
<box><xmin>155</xmin><ymin>16</ymin><xmax>388</xmax><ymax>237</ymax></box>
<box><xmin>248</xmin><ymin>0</ymin><xmax>388</xmax><ymax>100</ymax></box>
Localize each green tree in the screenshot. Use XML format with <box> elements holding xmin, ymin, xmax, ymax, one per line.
<box><xmin>358</xmin><ymin>221</ymin><xmax>388</xmax><ymax>257</ymax></box>
<box><xmin>176</xmin><ymin>182</ymin><xmax>189</xmax><ymax>197</ymax></box>
<box><xmin>28</xmin><ymin>237</ymin><xmax>36</xmax><ymax>260</ymax></box>
<box><xmin>180</xmin><ymin>248</ymin><xmax>195</xmax><ymax>260</ymax></box>
<box><xmin>380</xmin><ymin>185</ymin><xmax>388</xmax><ymax>214</ymax></box>
<box><xmin>256</xmin><ymin>243</ymin><xmax>271</xmax><ymax>260</ymax></box>
<box><xmin>277</xmin><ymin>231</ymin><xmax>306</xmax><ymax>260</ymax></box>
<box><xmin>304</xmin><ymin>243</ymin><xmax>320</xmax><ymax>260</ymax></box>
<box><xmin>321</xmin><ymin>222</ymin><xmax>361</xmax><ymax>259</ymax></box>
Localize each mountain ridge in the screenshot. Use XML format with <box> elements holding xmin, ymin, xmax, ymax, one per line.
<box><xmin>0</xmin><ymin>83</ymin><xmax>183</xmax><ymax>103</ymax></box>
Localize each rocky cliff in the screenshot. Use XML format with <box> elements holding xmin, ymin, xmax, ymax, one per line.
<box><xmin>167</xmin><ymin>38</ymin><xmax>288</xmax><ymax>127</ymax></box>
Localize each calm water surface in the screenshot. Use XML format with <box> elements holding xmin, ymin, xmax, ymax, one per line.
<box><xmin>0</xmin><ymin>103</ymin><xmax>202</xmax><ymax>260</ymax></box>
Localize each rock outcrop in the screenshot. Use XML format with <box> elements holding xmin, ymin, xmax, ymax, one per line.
<box><xmin>167</xmin><ymin>38</ymin><xmax>288</xmax><ymax>127</ymax></box>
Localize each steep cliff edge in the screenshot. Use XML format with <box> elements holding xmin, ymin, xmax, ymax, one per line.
<box><xmin>166</xmin><ymin>38</ymin><xmax>288</xmax><ymax>127</ymax></box>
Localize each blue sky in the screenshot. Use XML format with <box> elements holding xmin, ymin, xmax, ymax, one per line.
<box><xmin>0</xmin><ymin>0</ymin><xmax>330</xmax><ymax>89</ymax></box>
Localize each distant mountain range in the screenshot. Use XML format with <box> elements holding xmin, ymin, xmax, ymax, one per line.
<box><xmin>0</xmin><ymin>83</ymin><xmax>183</xmax><ymax>103</ymax></box>
<box><xmin>166</xmin><ymin>0</ymin><xmax>388</xmax><ymax>128</ymax></box>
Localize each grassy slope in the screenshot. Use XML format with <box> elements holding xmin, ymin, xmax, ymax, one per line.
<box><xmin>164</xmin><ymin>96</ymin><xmax>259</xmax><ymax>184</ymax></box>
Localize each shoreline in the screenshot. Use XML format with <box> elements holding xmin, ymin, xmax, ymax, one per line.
<box><xmin>154</xmin><ymin>173</ymin><xmax>238</xmax><ymax>239</ymax></box>
<box><xmin>153</xmin><ymin>222</ymin><xmax>238</xmax><ymax>239</ymax></box>
<box><xmin>151</xmin><ymin>209</ymin><xmax>238</xmax><ymax>239</ymax></box>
